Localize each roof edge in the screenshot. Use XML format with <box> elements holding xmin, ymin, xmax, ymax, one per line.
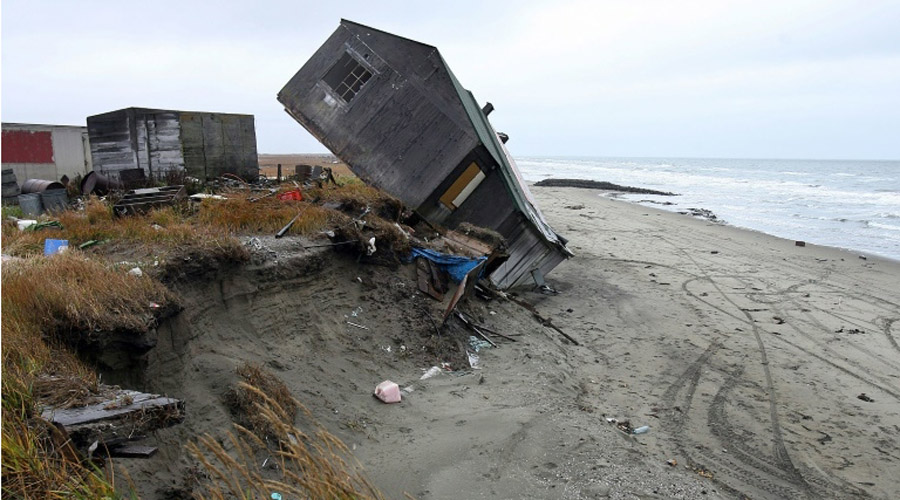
<box><xmin>340</xmin><ymin>18</ymin><xmax>437</xmax><ymax>51</ymax></box>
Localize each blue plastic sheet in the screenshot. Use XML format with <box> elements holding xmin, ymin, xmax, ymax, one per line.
<box><xmin>409</xmin><ymin>247</ymin><xmax>487</xmax><ymax>283</ymax></box>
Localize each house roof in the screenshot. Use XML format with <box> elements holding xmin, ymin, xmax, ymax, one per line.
<box><xmin>440</xmin><ymin>56</ymin><xmax>572</xmax><ymax>255</ymax></box>
<box><xmin>333</xmin><ymin>20</ymin><xmax>570</xmax><ymax>256</ymax></box>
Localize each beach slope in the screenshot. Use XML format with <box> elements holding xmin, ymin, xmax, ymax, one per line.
<box><xmin>498</xmin><ymin>186</ymin><xmax>900</xmax><ymax>499</ymax></box>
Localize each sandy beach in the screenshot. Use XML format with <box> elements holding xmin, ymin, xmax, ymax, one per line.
<box><xmin>116</xmin><ymin>185</ymin><xmax>899</xmax><ymax>500</ymax></box>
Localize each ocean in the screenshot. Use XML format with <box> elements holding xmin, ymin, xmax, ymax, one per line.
<box><xmin>517</xmin><ymin>157</ymin><xmax>900</xmax><ymax>261</ymax></box>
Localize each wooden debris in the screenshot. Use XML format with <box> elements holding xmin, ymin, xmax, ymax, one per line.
<box><xmin>41</xmin><ymin>388</ymin><xmax>185</xmax><ymax>450</ymax></box>
<box><xmin>454</xmin><ymin>311</ymin><xmax>497</xmax><ymax>348</ymax></box>
<box><xmin>417</xmin><ymin>258</ymin><xmax>446</xmax><ymax>300</ymax></box>
<box><xmin>506</xmin><ymin>295</ymin><xmax>580</xmax><ymax>346</ymax></box>
<box><xmin>109</xmin><ymin>445</ymin><xmax>158</xmax><ymax>458</ymax></box>
<box><xmin>113</xmin><ymin>185</ymin><xmax>187</xmax><ymax>215</ymax></box>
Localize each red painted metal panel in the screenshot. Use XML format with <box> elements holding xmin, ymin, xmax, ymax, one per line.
<box><xmin>2</xmin><ymin>130</ymin><xmax>54</xmax><ymax>163</ymax></box>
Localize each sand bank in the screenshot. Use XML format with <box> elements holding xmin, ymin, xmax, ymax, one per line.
<box><xmin>118</xmin><ymin>186</ymin><xmax>898</xmax><ymax>500</ymax></box>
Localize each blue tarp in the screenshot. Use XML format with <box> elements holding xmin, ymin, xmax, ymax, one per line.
<box><xmin>409</xmin><ymin>247</ymin><xmax>487</xmax><ymax>283</ymax></box>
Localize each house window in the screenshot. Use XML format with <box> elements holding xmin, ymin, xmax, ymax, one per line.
<box><xmin>440</xmin><ymin>162</ymin><xmax>486</xmax><ymax>210</ymax></box>
<box><xmin>322</xmin><ymin>52</ymin><xmax>372</xmax><ymax>103</ymax></box>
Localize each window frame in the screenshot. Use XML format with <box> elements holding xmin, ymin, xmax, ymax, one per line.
<box><xmin>320</xmin><ymin>48</ymin><xmax>377</xmax><ymax>108</ymax></box>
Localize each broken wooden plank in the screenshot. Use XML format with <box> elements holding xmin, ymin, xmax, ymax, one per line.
<box><xmin>109</xmin><ymin>445</ymin><xmax>158</xmax><ymax>458</ymax></box>
<box><xmin>41</xmin><ymin>387</ymin><xmax>185</xmax><ymax>450</ymax></box>
<box><xmin>454</xmin><ymin>311</ymin><xmax>497</xmax><ymax>348</ymax></box>
<box><xmin>417</xmin><ymin>258</ymin><xmax>444</xmax><ymax>300</ymax></box>
<box><xmin>43</xmin><ymin>390</ymin><xmax>181</xmax><ymax>427</ymax></box>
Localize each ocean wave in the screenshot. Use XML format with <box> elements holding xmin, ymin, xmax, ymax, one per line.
<box><xmin>866</xmin><ymin>221</ymin><xmax>900</xmax><ymax>231</ymax></box>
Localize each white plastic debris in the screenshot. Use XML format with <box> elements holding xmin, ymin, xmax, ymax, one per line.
<box><xmin>420</xmin><ymin>366</ymin><xmax>443</xmax><ymax>380</ymax></box>
<box><xmin>128</xmin><ymin>267</ymin><xmax>143</xmax><ymax>277</ymax></box>
<box><xmin>468</xmin><ymin>351</ymin><xmax>480</xmax><ymax>369</ymax></box>
<box><xmin>374</xmin><ymin>380</ymin><xmax>401</xmax><ymax>403</ymax></box>
<box><xmin>366</xmin><ymin>237</ymin><xmax>376</xmax><ymax>256</ymax></box>
<box><xmin>189</xmin><ymin>193</ymin><xmax>227</xmax><ymax>201</ymax></box>
<box><xmin>17</xmin><ymin>219</ymin><xmax>37</xmax><ymax>231</ymax></box>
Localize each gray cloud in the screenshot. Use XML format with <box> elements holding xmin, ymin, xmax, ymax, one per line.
<box><xmin>3</xmin><ymin>0</ymin><xmax>898</xmax><ymax>159</ymax></box>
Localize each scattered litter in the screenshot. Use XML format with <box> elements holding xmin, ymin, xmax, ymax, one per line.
<box><xmin>468</xmin><ymin>336</ymin><xmax>493</xmax><ymax>352</ymax></box>
<box><xmin>113</xmin><ymin>185</ymin><xmax>186</xmax><ymax>215</ymax></box>
<box><xmin>277</xmin><ymin>189</ymin><xmax>302</xmax><ymax>201</ymax></box>
<box><xmin>696</xmin><ymin>468</ymin><xmax>714</xmax><ymax>479</ymax></box>
<box><xmin>605</xmin><ymin>417</ymin><xmax>618</xmax><ymax>424</ymax></box>
<box><xmin>666</xmin><ymin>459</ymin><xmax>677</xmax><ymax>467</ymax></box>
<box><xmin>857</xmin><ymin>393</ymin><xmax>875</xmax><ymax>403</ymax></box>
<box><xmin>420</xmin><ymin>366</ymin><xmax>443</xmax><ymax>380</ymax></box>
<box><xmin>374</xmin><ymin>380</ymin><xmax>401</xmax><ymax>403</ymax></box>
<box><xmin>538</xmin><ymin>284</ymin><xmax>559</xmax><ymax>295</ymax></box>
<box><xmin>28</xmin><ymin>220</ymin><xmax>64</xmax><ymax>232</ymax></box>
<box><xmin>381</xmin><ymin>345</ymin><xmax>392</xmax><ymax>353</ymax></box>
<box><xmin>247</xmin><ymin>237</ymin><xmax>263</xmax><ymax>250</ymax></box>
<box><xmin>347</xmin><ymin>321</ymin><xmax>368</xmax><ymax>330</ymax></box>
<box><xmin>149</xmin><ymin>302</ymin><xmax>161</xmax><ymax>309</ymax></box>
<box><xmin>275</xmin><ymin>212</ymin><xmax>302</xmax><ymax>238</ymax></box>
<box><xmin>128</xmin><ymin>267</ymin><xmax>144</xmax><ymax>277</ymax></box>
<box><xmin>467</xmin><ymin>351</ymin><xmax>480</xmax><ymax>369</ymax></box>
<box><xmin>795</xmin><ymin>240</ymin><xmax>806</xmax><ymax>247</ymax></box>
<box><xmin>859</xmin><ymin>255</ymin><xmax>867</xmax><ymax>260</ymax></box>
<box><xmin>79</xmin><ymin>240</ymin><xmax>99</xmax><ymax>249</ymax></box>
<box><xmin>366</xmin><ymin>237</ymin><xmax>376</xmax><ymax>256</ymax></box>
<box><xmin>43</xmin><ymin>239</ymin><xmax>68</xmax><ymax>256</ymax></box>
<box><xmin>16</xmin><ymin>219</ymin><xmax>37</xmax><ymax>231</ymax></box>
<box><xmin>350</xmin><ymin>306</ymin><xmax>363</xmax><ymax>318</ymax></box>
<box><xmin>632</xmin><ymin>425</ymin><xmax>650</xmax><ymax>435</ymax></box>
<box><xmin>189</xmin><ymin>193</ymin><xmax>227</xmax><ymax>201</ymax></box>
<box><xmin>271</xmin><ymin>493</ymin><xmax>283</xmax><ymax>500</ymax></box>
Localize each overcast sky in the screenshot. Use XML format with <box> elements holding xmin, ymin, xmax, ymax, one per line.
<box><xmin>2</xmin><ymin>0</ymin><xmax>899</xmax><ymax>159</ymax></box>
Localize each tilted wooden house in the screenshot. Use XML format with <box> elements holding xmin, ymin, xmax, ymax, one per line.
<box><xmin>87</xmin><ymin>108</ymin><xmax>259</xmax><ymax>183</ymax></box>
<box><xmin>278</xmin><ymin>20</ymin><xmax>571</xmax><ymax>289</ymax></box>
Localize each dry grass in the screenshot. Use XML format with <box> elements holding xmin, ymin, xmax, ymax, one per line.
<box><xmin>225</xmin><ymin>363</ymin><xmax>299</xmax><ymax>440</ymax></box>
<box><xmin>1</xmin><ymin>253</ymin><xmax>178</xmax><ymax>499</ymax></box>
<box><xmin>1</xmin><ymin>415</ymin><xmax>123</xmax><ymax>499</ymax></box>
<box><xmin>190</xmin><ymin>383</ymin><xmax>385</xmax><ymax>500</ymax></box>
<box><xmin>1</xmin><ymin>181</ymin><xmax>413</xmax><ymax>498</ymax></box>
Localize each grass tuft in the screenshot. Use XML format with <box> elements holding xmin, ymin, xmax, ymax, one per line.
<box><xmin>225</xmin><ymin>363</ymin><xmax>299</xmax><ymax>440</ymax></box>
<box><xmin>191</xmin><ymin>382</ymin><xmax>385</xmax><ymax>500</ymax></box>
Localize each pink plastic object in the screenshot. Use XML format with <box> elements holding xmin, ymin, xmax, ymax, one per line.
<box><xmin>374</xmin><ymin>380</ymin><xmax>401</xmax><ymax>403</ymax></box>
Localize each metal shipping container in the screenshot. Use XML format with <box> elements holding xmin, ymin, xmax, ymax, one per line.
<box><xmin>1</xmin><ymin>123</ymin><xmax>92</xmax><ymax>182</ymax></box>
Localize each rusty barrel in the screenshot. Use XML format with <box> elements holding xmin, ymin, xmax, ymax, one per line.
<box><xmin>81</xmin><ymin>171</ymin><xmax>122</xmax><ymax>196</ymax></box>
<box><xmin>21</xmin><ymin>179</ymin><xmax>65</xmax><ymax>194</ymax></box>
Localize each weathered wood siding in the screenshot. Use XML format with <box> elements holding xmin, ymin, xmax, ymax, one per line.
<box><xmin>134</xmin><ymin>111</ymin><xmax>184</xmax><ymax>179</ymax></box>
<box><xmin>278</xmin><ymin>23</ymin><xmax>478</xmax><ymax>209</ymax></box>
<box><xmin>88</xmin><ymin>108</ymin><xmax>258</xmax><ymax>182</ymax></box>
<box><xmin>88</xmin><ymin>111</ymin><xmax>139</xmax><ymax>178</ymax></box>
<box><xmin>278</xmin><ymin>20</ymin><xmax>571</xmax><ymax>290</ymax></box>
<box><xmin>180</xmin><ymin>112</ymin><xmax>258</xmax><ymax>180</ymax></box>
